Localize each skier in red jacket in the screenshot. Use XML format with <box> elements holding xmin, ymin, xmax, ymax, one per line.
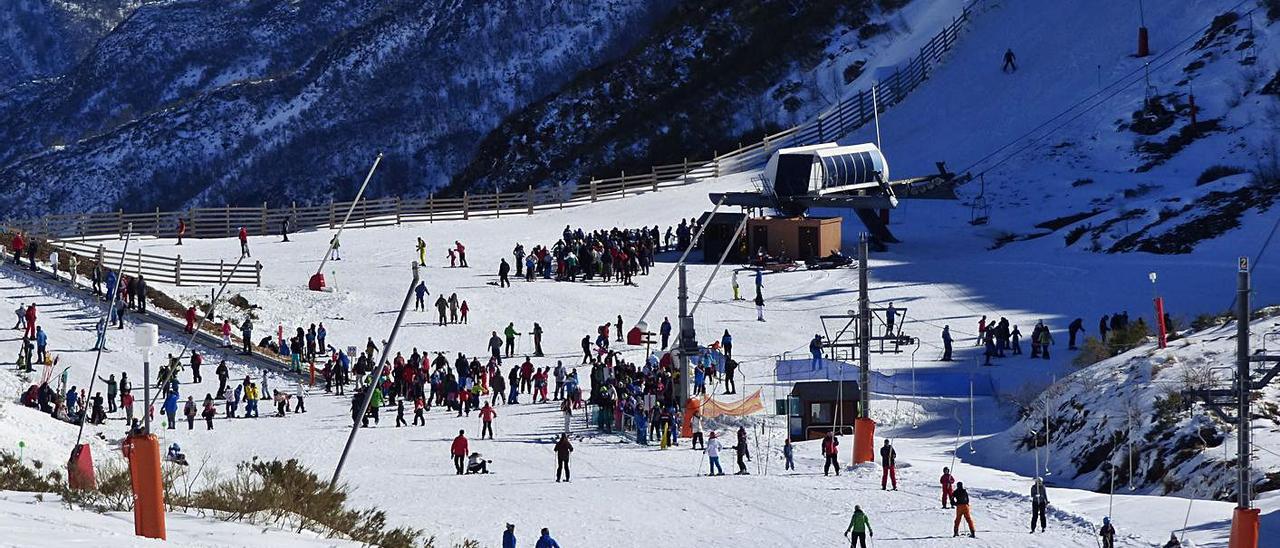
<box><xmin>450</xmin><ymin>429</ymin><xmax>469</xmax><ymax>475</ymax></box>
<box><xmin>185</xmin><ymin>306</ymin><xmax>197</xmax><ymax>334</ymax></box>
<box><xmin>24</xmin><ymin>304</ymin><xmax>37</xmax><ymax>338</ymax></box>
<box><xmin>238</xmin><ymin>227</ymin><xmax>250</xmax><ymax>258</ymax></box>
<box><xmin>10</xmin><ymin>232</ymin><xmax>25</xmax><ymax>264</ymax></box>
<box><xmin>480</xmin><ymin>403</ymin><xmax>497</xmax><ymax>439</ymax></box>
<box><xmin>941</xmin><ymin>466</ymin><xmax>956</xmax><ymax>508</ymax></box>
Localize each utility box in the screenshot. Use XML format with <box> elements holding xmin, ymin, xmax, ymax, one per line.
<box><xmin>747</xmin><ymin>216</ymin><xmax>842</xmax><ymax>262</ymax></box>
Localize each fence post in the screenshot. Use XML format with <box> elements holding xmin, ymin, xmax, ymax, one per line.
<box><xmin>620</xmin><ymin>171</ymin><xmax>626</xmax><ymax>198</ymax></box>
<box><xmin>256</xmin><ymin>261</ymin><xmax>262</xmax><ymax>287</ymax></box>
<box><xmin>261</xmin><ymin>202</ymin><xmax>269</xmax><ymax>236</ymax></box>
<box><xmin>713</xmin><ymin>151</ymin><xmax>719</xmax><ymax>178</ymax></box>
<box><xmin>495</xmin><ymin>189</ymin><xmax>501</xmax><ymax>219</ymax></box>
<box><xmin>96</xmin><ymin>245</ymin><xmax>104</xmax><ymax>265</ymax></box>
<box><xmin>590</xmin><ymin>179</ymin><xmax>597</xmax><ymax>202</ymax></box>
<box><xmin>154</xmin><ymin>207</ymin><xmax>160</xmax><ymax>237</ymax></box>
<box><xmin>219</xmin><ymin>259</ymin><xmax>225</xmax><ymax>285</ymax></box>
<box><xmin>428</xmin><ymin>194</ymin><xmax>435</xmax><ymax>223</ymax></box>
<box><xmin>175</xmin><ymin>255</ymin><xmax>182</xmax><ymax>286</ymax></box>
<box><xmin>683</xmin><ymin>157</ymin><xmax>690</xmax><ymax>183</ymax></box>
<box><xmin>651</xmin><ymin>166</ymin><xmax>659</xmax><ymax>192</ymax></box>
<box><xmin>462</xmin><ymin>192</ymin><xmax>469</xmax><ymax>220</ymax></box>
<box><xmin>838</xmin><ymin>95</ymin><xmax>846</xmax><ymax>134</ymax></box>
<box><xmin>527</xmin><ymin>186</ymin><xmax>534</xmax><ymax>215</ymax></box>
<box><xmin>395</xmin><ymin>197</ymin><xmax>402</xmax><ymax>225</ymax></box>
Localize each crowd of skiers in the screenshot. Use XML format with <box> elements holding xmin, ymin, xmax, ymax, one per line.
<box><xmin>938</xmin><ymin>310</ymin><xmax>1150</xmax><ymax>365</ymax></box>
<box><xmin>494</xmin><ymin>224</ymin><xmax>671</xmax><ymax>288</ymax></box>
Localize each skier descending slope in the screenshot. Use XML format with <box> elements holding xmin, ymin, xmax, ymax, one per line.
<box><xmin>843</xmin><ymin>505</ymin><xmax>873</xmax><ymax>548</ymax></box>
<box><xmin>704</xmin><ymin>431</ymin><xmax>725</xmax><ymax>476</ymax></box>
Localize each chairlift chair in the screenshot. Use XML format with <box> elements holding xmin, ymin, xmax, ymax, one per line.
<box><xmin>969</xmin><ymin>174</ymin><xmax>991</xmax><ymax>226</ymax></box>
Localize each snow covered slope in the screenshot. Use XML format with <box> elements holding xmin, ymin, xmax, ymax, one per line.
<box><xmin>13</xmin><ymin>164</ymin><xmax>1270</xmax><ymax>546</ymax></box>
<box><xmin>972</xmin><ymin>313</ymin><xmax>1280</xmax><ymax>503</ymax></box>
<box><xmin>0</xmin><ymin>491</ymin><xmax>361</xmax><ymax>547</ymax></box>
<box><xmin>840</xmin><ymin>0</ymin><xmax>1280</xmax><ymax>256</ymax></box>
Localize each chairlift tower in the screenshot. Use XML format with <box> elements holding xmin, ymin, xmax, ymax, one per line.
<box><xmin>1186</xmin><ymin>258</ymin><xmax>1271</xmax><ymax>548</ymax></box>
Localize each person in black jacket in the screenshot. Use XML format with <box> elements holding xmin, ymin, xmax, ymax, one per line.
<box><xmin>1099</xmin><ymin>517</ymin><xmax>1116</xmax><ymax>548</ymax></box>
<box><xmin>880</xmin><ymin>439</ymin><xmax>897</xmax><ymax>490</ymax></box>
<box><xmin>952</xmin><ymin>482</ymin><xmax>975</xmax><ymax>538</ymax></box>
<box><xmin>498</xmin><ymin>259</ymin><xmax>511</xmax><ymax>288</ymax></box>
<box><xmin>1067</xmin><ymin>318</ymin><xmax>1085</xmax><ymax>350</ymax></box>
<box><xmin>1030</xmin><ymin>477</ymin><xmax>1049</xmax><ymax>532</ymax></box>
<box><xmin>554</xmin><ymin>433</ymin><xmax>573</xmax><ymax>482</ymax></box>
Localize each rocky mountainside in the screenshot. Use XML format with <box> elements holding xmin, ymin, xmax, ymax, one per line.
<box><xmin>0</xmin><ymin>0</ymin><xmax>138</xmax><ymax>88</ymax></box>
<box><xmin>0</xmin><ymin>0</ymin><xmax>675</xmax><ymax>215</ymax></box>
<box><xmin>450</xmin><ymin>0</ymin><xmax>889</xmax><ymax>194</ymax></box>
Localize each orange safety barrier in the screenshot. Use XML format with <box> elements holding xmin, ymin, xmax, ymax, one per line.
<box><xmin>853</xmin><ymin>418</ymin><xmax>876</xmax><ymax>464</ymax></box>
<box><xmin>681</xmin><ymin>398</ymin><xmax>701</xmax><ymax>437</ymax></box>
<box><xmin>1229</xmin><ymin>507</ymin><xmax>1260</xmax><ymax>548</ymax></box>
<box><xmin>697</xmin><ymin>390</ymin><xmax>765</xmax><ymax>419</ymax></box>
<box><xmin>67</xmin><ymin>444</ymin><xmax>96</xmax><ymax>490</ymax></box>
<box><xmin>127</xmin><ymin>434</ymin><xmax>167</xmax><ymax>540</ymax></box>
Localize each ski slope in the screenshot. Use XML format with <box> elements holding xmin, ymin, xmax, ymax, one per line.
<box><xmin>841</xmin><ymin>0</ymin><xmax>1280</xmax><ymax>266</ymax></box>
<box><xmin>3</xmin><ymin>1</ymin><xmax>1280</xmax><ymax>546</ymax></box>
<box><xmin>4</xmin><ymin>167</ymin><xmax>1275</xmax><ymax>546</ymax></box>
<box><xmin>0</xmin><ymin>491</ymin><xmax>360</xmax><ymax>547</ymax></box>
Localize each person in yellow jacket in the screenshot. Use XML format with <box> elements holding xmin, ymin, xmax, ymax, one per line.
<box><xmin>244</xmin><ymin>382</ymin><xmax>260</xmax><ymax>417</ymax></box>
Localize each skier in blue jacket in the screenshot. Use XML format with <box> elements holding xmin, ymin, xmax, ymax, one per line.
<box><xmin>502</xmin><ymin>523</ymin><xmax>516</xmax><ymax>548</ymax></box>
<box><xmin>163</xmin><ymin>392</ymin><xmax>179</xmax><ymax>429</ymax></box>
<box><xmin>535</xmin><ymin>528</ymin><xmax>560</xmax><ymax>548</ymax></box>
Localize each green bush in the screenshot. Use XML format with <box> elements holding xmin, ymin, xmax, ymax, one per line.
<box><xmin>1073</xmin><ymin>321</ymin><xmax>1151</xmax><ymax>367</ymax></box>
<box><xmin>190</xmin><ymin>459</ymin><xmax>423</xmax><ymax>547</ymax></box>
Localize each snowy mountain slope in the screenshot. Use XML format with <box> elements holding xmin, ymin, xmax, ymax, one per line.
<box><xmin>0</xmin><ymin>0</ymin><xmax>394</xmax><ymax>168</ymax></box>
<box><xmin>838</xmin><ymin>0</ymin><xmax>1280</xmax><ymax>255</ymax></box>
<box><xmin>451</xmin><ymin>0</ymin><xmax>973</xmax><ymax>195</ymax></box>
<box><xmin>0</xmin><ymin>0</ymin><xmax>139</xmax><ymax>89</ymax></box>
<box><xmin>0</xmin><ymin>0</ymin><xmax>676</xmax><ymax>215</ymax></box>
<box><xmin>970</xmin><ymin>314</ymin><xmax>1280</xmax><ymax>503</ymax></box>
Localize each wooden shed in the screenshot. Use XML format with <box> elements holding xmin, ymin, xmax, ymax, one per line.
<box><xmin>747</xmin><ymin>216</ymin><xmax>842</xmax><ymax>263</ymax></box>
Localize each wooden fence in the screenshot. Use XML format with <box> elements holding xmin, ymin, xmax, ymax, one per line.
<box><xmin>5</xmin><ymin>2</ymin><xmax>974</xmax><ymax>242</ymax></box>
<box><xmin>51</xmin><ymin>240</ymin><xmax>261</xmax><ymax>286</ymax></box>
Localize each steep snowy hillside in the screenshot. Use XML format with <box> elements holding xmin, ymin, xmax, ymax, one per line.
<box><xmin>0</xmin><ymin>0</ymin><xmax>138</xmax><ymax>88</ymax></box>
<box><xmin>840</xmin><ymin>0</ymin><xmax>1280</xmax><ymax>255</ymax></box>
<box><xmin>0</xmin><ymin>0</ymin><xmax>675</xmax><ymax>215</ymax></box>
<box><xmin>972</xmin><ymin>312</ymin><xmax>1280</xmax><ymax>504</ymax></box>
<box><xmin>452</xmin><ymin>0</ymin><xmax>953</xmax><ymax>194</ymax></box>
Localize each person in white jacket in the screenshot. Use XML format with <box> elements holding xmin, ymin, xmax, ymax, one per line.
<box><xmin>691</xmin><ymin>412</ymin><xmax>705</xmax><ymax>449</ymax></box>
<box><xmin>704</xmin><ymin>431</ymin><xmax>725</xmax><ymax>476</ymax></box>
